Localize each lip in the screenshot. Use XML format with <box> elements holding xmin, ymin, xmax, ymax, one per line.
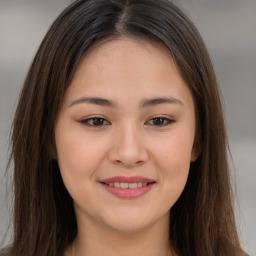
<box><xmin>100</xmin><ymin>176</ymin><xmax>156</xmax><ymax>199</ymax></box>
<box><xmin>101</xmin><ymin>176</ymin><xmax>155</xmax><ymax>183</ymax></box>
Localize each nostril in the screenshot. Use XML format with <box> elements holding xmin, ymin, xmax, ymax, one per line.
<box><xmin>136</xmin><ymin>160</ymin><xmax>144</xmax><ymax>165</ymax></box>
<box><xmin>114</xmin><ymin>159</ymin><xmax>145</xmax><ymax>168</ymax></box>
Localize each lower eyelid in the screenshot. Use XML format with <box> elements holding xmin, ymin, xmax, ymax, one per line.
<box><xmin>80</xmin><ymin>117</ymin><xmax>111</xmax><ymax>126</ymax></box>
<box><xmin>145</xmin><ymin>117</ymin><xmax>175</xmax><ymax>125</ymax></box>
<box><xmin>79</xmin><ymin>116</ymin><xmax>174</xmax><ymax>126</ymax></box>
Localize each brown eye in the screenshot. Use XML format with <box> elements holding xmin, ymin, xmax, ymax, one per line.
<box><xmin>92</xmin><ymin>118</ymin><xmax>105</xmax><ymax>126</ymax></box>
<box><xmin>80</xmin><ymin>117</ymin><xmax>110</xmax><ymax>127</ymax></box>
<box><xmin>146</xmin><ymin>117</ymin><xmax>174</xmax><ymax>126</ymax></box>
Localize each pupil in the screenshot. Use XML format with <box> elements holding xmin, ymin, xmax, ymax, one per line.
<box><xmin>93</xmin><ymin>118</ymin><xmax>103</xmax><ymax>125</ymax></box>
<box><xmin>154</xmin><ymin>118</ymin><xmax>163</xmax><ymax>125</ymax></box>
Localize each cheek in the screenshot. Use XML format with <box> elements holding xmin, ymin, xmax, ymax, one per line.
<box><xmin>55</xmin><ymin>131</ymin><xmax>109</xmax><ymax>207</ymax></box>
<box><xmin>55</xmin><ymin>129</ymin><xmax>108</xmax><ymax>186</ymax></box>
<box><xmin>152</xmin><ymin>131</ymin><xmax>194</xmax><ymax>201</ymax></box>
<box><xmin>155</xmin><ymin>132</ymin><xmax>194</xmax><ymax>170</ymax></box>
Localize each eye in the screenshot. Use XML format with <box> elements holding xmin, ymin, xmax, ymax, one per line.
<box><xmin>146</xmin><ymin>117</ymin><xmax>174</xmax><ymax>126</ymax></box>
<box><xmin>80</xmin><ymin>117</ymin><xmax>111</xmax><ymax>127</ymax></box>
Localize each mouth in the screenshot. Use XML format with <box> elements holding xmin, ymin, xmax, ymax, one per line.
<box><xmin>100</xmin><ymin>176</ymin><xmax>156</xmax><ymax>199</ymax></box>
<box><xmin>101</xmin><ymin>181</ymin><xmax>154</xmax><ymax>189</ymax></box>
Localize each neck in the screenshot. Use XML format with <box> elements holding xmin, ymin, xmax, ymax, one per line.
<box><xmin>70</xmin><ymin>212</ymin><xmax>174</xmax><ymax>256</ymax></box>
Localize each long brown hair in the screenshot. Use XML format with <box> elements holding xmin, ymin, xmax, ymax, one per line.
<box><xmin>3</xmin><ymin>0</ymin><xmax>247</xmax><ymax>255</ymax></box>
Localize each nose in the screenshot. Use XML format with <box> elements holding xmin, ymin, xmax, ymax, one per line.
<box><xmin>108</xmin><ymin>124</ymin><xmax>149</xmax><ymax>168</ymax></box>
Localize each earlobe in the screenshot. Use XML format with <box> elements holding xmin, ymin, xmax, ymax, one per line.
<box><xmin>191</xmin><ymin>148</ymin><xmax>198</xmax><ymax>162</ymax></box>
<box><xmin>190</xmin><ymin>138</ymin><xmax>201</xmax><ymax>162</ymax></box>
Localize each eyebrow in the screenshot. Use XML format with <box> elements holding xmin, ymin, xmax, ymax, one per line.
<box><xmin>69</xmin><ymin>97</ymin><xmax>116</xmax><ymax>107</ymax></box>
<box><xmin>140</xmin><ymin>97</ymin><xmax>184</xmax><ymax>108</ymax></box>
<box><xmin>68</xmin><ymin>96</ymin><xmax>183</xmax><ymax>108</ymax></box>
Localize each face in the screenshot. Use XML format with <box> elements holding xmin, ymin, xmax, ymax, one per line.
<box><xmin>55</xmin><ymin>38</ymin><xmax>197</xmax><ymax>233</ymax></box>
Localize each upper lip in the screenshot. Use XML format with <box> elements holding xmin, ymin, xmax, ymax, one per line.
<box><xmin>100</xmin><ymin>176</ymin><xmax>155</xmax><ymax>183</ymax></box>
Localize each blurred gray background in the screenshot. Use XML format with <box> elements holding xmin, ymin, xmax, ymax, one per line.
<box><xmin>0</xmin><ymin>0</ymin><xmax>255</xmax><ymax>255</ymax></box>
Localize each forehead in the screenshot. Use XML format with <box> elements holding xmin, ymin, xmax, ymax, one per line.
<box><xmin>64</xmin><ymin>37</ymin><xmax>193</xmax><ymax>107</ymax></box>
<box><xmin>80</xmin><ymin>37</ymin><xmax>174</xmax><ymax>74</ymax></box>
<box><xmin>85</xmin><ymin>36</ymin><xmax>172</xmax><ymax>62</ymax></box>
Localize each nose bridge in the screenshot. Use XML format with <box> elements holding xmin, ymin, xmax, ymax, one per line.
<box><xmin>109</xmin><ymin>122</ymin><xmax>148</xmax><ymax>167</ymax></box>
<box><xmin>120</xmin><ymin>123</ymin><xmax>140</xmax><ymax>152</ymax></box>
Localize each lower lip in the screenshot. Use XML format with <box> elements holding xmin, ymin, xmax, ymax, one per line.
<box><xmin>101</xmin><ymin>183</ymin><xmax>155</xmax><ymax>199</ymax></box>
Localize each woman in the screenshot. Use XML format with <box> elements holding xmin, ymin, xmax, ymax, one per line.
<box><xmin>1</xmin><ymin>0</ymin><xmax>248</xmax><ymax>255</ymax></box>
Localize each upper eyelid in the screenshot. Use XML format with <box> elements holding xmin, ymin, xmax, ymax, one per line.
<box><xmin>146</xmin><ymin>115</ymin><xmax>175</xmax><ymax>121</ymax></box>
<box><xmin>145</xmin><ymin>116</ymin><xmax>175</xmax><ymax>125</ymax></box>
<box><xmin>80</xmin><ymin>116</ymin><xmax>111</xmax><ymax>125</ymax></box>
<box><xmin>80</xmin><ymin>115</ymin><xmax>108</xmax><ymax>121</ymax></box>
<box><xmin>79</xmin><ymin>115</ymin><xmax>175</xmax><ymax>123</ymax></box>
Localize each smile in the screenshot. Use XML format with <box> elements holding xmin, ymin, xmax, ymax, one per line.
<box><xmin>100</xmin><ymin>176</ymin><xmax>156</xmax><ymax>199</ymax></box>
<box><xmin>103</xmin><ymin>182</ymin><xmax>148</xmax><ymax>189</ymax></box>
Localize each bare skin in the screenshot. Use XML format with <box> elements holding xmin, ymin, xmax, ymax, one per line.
<box><xmin>56</xmin><ymin>37</ymin><xmax>196</xmax><ymax>256</ymax></box>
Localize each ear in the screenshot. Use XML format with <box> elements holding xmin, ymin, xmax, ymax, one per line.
<box><xmin>191</xmin><ymin>146</ymin><xmax>199</xmax><ymax>162</ymax></box>
<box><xmin>190</xmin><ymin>135</ymin><xmax>201</xmax><ymax>162</ymax></box>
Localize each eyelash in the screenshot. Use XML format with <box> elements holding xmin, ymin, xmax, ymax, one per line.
<box><xmin>80</xmin><ymin>117</ymin><xmax>111</xmax><ymax>127</ymax></box>
<box><xmin>145</xmin><ymin>116</ymin><xmax>175</xmax><ymax>126</ymax></box>
<box><xmin>80</xmin><ymin>116</ymin><xmax>175</xmax><ymax>127</ymax></box>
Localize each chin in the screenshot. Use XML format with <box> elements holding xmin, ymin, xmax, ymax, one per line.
<box><xmin>105</xmin><ymin>218</ymin><xmax>151</xmax><ymax>233</ymax></box>
<box><xmin>100</xmin><ymin>207</ymin><xmax>163</xmax><ymax>233</ymax></box>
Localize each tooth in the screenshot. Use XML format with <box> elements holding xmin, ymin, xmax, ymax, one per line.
<box><xmin>120</xmin><ymin>182</ymin><xmax>128</xmax><ymax>189</ymax></box>
<box><xmin>114</xmin><ymin>182</ymin><xmax>120</xmax><ymax>188</ymax></box>
<box><xmin>137</xmin><ymin>182</ymin><xmax>142</xmax><ymax>187</ymax></box>
<box><xmin>128</xmin><ymin>183</ymin><xmax>138</xmax><ymax>189</ymax></box>
<box><xmin>111</xmin><ymin>182</ymin><xmax>148</xmax><ymax>189</ymax></box>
